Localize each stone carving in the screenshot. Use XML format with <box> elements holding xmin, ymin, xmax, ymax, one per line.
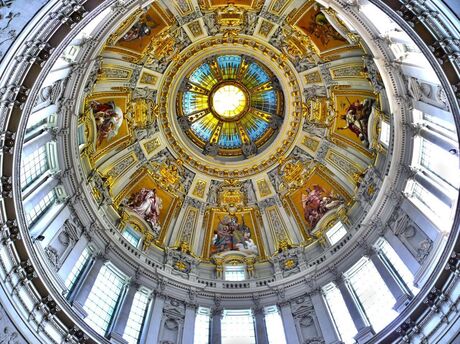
<box><xmin>159</xmin><ymin>299</ymin><xmax>185</xmax><ymax>344</ymax></box>
<box><xmin>392</xmin><ymin>214</ymin><xmax>432</xmax><ymax>264</ymax></box>
<box><xmin>241</xmin><ymin>180</ymin><xmax>257</xmax><ymax>204</ymax></box>
<box><xmin>165</xmin><ymin>245</ymin><xmax>200</xmax><ymax>277</ymax></box>
<box><xmin>271</xmin><ymin>246</ymin><xmax>304</xmax><ymax>278</ymax></box>
<box><xmin>416</xmin><ymin>239</ymin><xmax>433</xmax><ymax>263</ymax></box>
<box><xmin>44</xmin><ymin>220</ymin><xmax>79</xmax><ymax>271</ymax></box>
<box><xmin>0</xmin><ymin>303</ymin><xmax>26</xmax><ymax>344</ymax></box>
<box><xmin>291</xmin><ymin>296</ymin><xmax>324</xmax><ymax>344</ymax></box>
<box><xmin>303</xmin><ymin>85</ymin><xmax>327</xmax><ymax>100</ymax></box>
<box><xmin>407</xmin><ymin>77</ymin><xmax>450</xmax><ymax>111</ymax></box>
<box><xmin>206</xmin><ymin>180</ymin><xmax>221</xmax><ymax>205</ymax></box>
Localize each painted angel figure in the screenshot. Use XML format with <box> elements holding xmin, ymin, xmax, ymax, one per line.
<box><xmin>121</xmin><ymin>17</ymin><xmax>154</xmax><ymax>41</ymax></box>
<box><xmin>302</xmin><ymin>185</ymin><xmax>341</xmax><ymax>229</ymax></box>
<box><xmin>128</xmin><ymin>188</ymin><xmax>162</xmax><ymax>228</ymax></box>
<box><xmin>338</xmin><ymin>98</ymin><xmax>375</xmax><ymax>146</ymax></box>
<box><xmin>90</xmin><ymin>101</ymin><xmax>123</xmax><ymax>144</ymax></box>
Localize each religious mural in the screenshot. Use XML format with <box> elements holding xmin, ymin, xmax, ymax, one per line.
<box><xmin>294</xmin><ymin>4</ymin><xmax>348</xmax><ymax>52</ymax></box>
<box><xmin>127</xmin><ymin>188</ymin><xmax>162</xmax><ymax>229</ymax></box>
<box><xmin>121</xmin><ymin>17</ymin><xmax>157</xmax><ymax>42</ymax></box>
<box><xmin>211</xmin><ymin>214</ymin><xmax>258</xmax><ymax>256</ymax></box>
<box><xmin>332</xmin><ymin>92</ymin><xmax>377</xmax><ymax>150</ymax></box>
<box><xmin>285</xmin><ymin>166</ymin><xmax>349</xmax><ymax>236</ymax></box>
<box><xmin>114</xmin><ymin>2</ymin><xmax>171</xmax><ymax>54</ymax></box>
<box><xmin>117</xmin><ymin>170</ymin><xmax>179</xmax><ymax>242</ymax></box>
<box><xmin>337</xmin><ymin>98</ymin><xmax>375</xmax><ymax>147</ymax></box>
<box><xmin>301</xmin><ymin>184</ymin><xmax>342</xmax><ymax>229</ymax></box>
<box><xmin>90</xmin><ymin>100</ymin><xmax>124</xmax><ymax>145</ymax></box>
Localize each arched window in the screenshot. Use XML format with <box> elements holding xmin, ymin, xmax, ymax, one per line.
<box><xmin>345</xmin><ymin>257</ymin><xmax>398</xmax><ymax>332</ymax></box>
<box><xmin>25</xmin><ymin>189</ymin><xmax>56</xmax><ymax>226</ymax></box>
<box><xmin>193</xmin><ymin>307</ymin><xmax>211</xmax><ymax>344</ymax></box>
<box><xmin>375</xmin><ymin>238</ymin><xmax>418</xmax><ymax>294</ymax></box>
<box><xmin>122</xmin><ymin>226</ymin><xmax>142</xmax><ymax>249</ymax></box>
<box><xmin>221</xmin><ymin>309</ymin><xmax>255</xmax><ymax>344</ymax></box>
<box><xmin>322</xmin><ymin>282</ymin><xmax>357</xmax><ymax>344</ymax></box>
<box><xmin>325</xmin><ymin>221</ymin><xmax>347</xmax><ymax>246</ymax></box>
<box><xmin>264</xmin><ymin>305</ymin><xmax>286</xmax><ymax>344</ymax></box>
<box><xmin>83</xmin><ymin>264</ymin><xmax>126</xmax><ymax>336</ymax></box>
<box><xmin>123</xmin><ymin>289</ymin><xmax>150</xmax><ymax>344</ymax></box>
<box><xmin>21</xmin><ymin>146</ymin><xmax>49</xmax><ymax>189</ymax></box>
<box><xmin>64</xmin><ymin>246</ymin><xmax>92</xmax><ymax>293</ymax></box>
<box><xmin>224</xmin><ymin>265</ymin><xmax>246</xmax><ymax>281</ymax></box>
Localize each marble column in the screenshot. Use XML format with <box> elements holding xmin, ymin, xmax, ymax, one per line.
<box><xmin>384</xmin><ymin>230</ymin><xmax>420</xmax><ymax>274</ymax></box>
<box><xmin>253</xmin><ymin>307</ymin><xmax>269</xmax><ymax>344</ymax></box>
<box><xmin>182</xmin><ymin>303</ymin><xmax>197</xmax><ymax>344</ymax></box>
<box><xmin>279</xmin><ymin>302</ymin><xmax>300</xmax><ymax>344</ymax></box>
<box><xmin>210</xmin><ymin>308</ymin><xmax>222</xmax><ymax>344</ymax></box>
<box><xmin>310</xmin><ymin>291</ymin><xmax>341</xmax><ymax>344</ymax></box>
<box><xmin>369</xmin><ymin>253</ymin><xmax>411</xmax><ymax>312</ymax></box>
<box><xmin>140</xmin><ymin>292</ymin><xmax>165</xmax><ymax>344</ymax></box>
<box><xmin>108</xmin><ymin>281</ymin><xmax>139</xmax><ymax>344</ymax></box>
<box><xmin>336</xmin><ymin>279</ymin><xmax>374</xmax><ymax>344</ymax></box>
<box><xmin>70</xmin><ymin>255</ymin><xmax>104</xmax><ymax>317</ymax></box>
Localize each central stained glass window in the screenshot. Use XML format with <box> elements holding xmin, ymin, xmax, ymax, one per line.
<box><xmin>212</xmin><ymin>84</ymin><xmax>247</xmax><ymax>119</ymax></box>
<box><xmin>177</xmin><ymin>54</ymin><xmax>284</xmax><ymax>159</ymax></box>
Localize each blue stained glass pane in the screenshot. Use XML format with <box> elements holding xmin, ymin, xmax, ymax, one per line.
<box><xmin>190</xmin><ymin>113</ymin><xmax>216</xmax><ymax>141</ymax></box>
<box><xmin>189</xmin><ymin>64</ymin><xmax>218</xmax><ymax>90</ymax></box>
<box><xmin>241</xmin><ymin>115</ymin><xmax>269</xmax><ymax>141</ymax></box>
<box><xmin>218</xmin><ymin>122</ymin><xmax>241</xmax><ymax>148</ymax></box>
<box><xmin>251</xmin><ymin>90</ymin><xmax>277</xmax><ymax>114</ymax></box>
<box><xmin>182</xmin><ymin>91</ymin><xmax>208</xmax><ymax>115</ymax></box>
<box><xmin>242</xmin><ymin>63</ymin><xmax>270</xmax><ymax>88</ymax></box>
<box><xmin>217</xmin><ymin>55</ymin><xmax>242</xmax><ymax>80</ymax></box>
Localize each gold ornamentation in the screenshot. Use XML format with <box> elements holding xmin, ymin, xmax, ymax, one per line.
<box><xmin>157</xmin><ymin>37</ymin><xmax>302</xmax><ymax>178</ymax></box>
<box><xmin>175</xmin><ymin>260</ymin><xmax>188</xmax><ymax>272</ymax></box>
<box><xmin>192</xmin><ymin>180</ymin><xmax>207</xmax><ymax>198</ymax></box>
<box><xmin>257</xmin><ymin>179</ymin><xmax>271</xmax><ymax>198</ymax></box>
<box><xmin>144</xmin><ymin>137</ymin><xmax>161</xmax><ymax>154</ymax></box>
<box><xmin>140</xmin><ymin>72</ymin><xmax>158</xmax><ymax>85</ymax></box>
<box><xmin>187</xmin><ymin>20</ymin><xmax>204</xmax><ymax>37</ymax></box>
<box><xmin>258</xmin><ymin>20</ymin><xmax>274</xmax><ymax>37</ymax></box>
<box><xmin>283</xmin><ymin>258</ymin><xmax>296</xmax><ymax>270</ymax></box>
<box><xmin>302</xmin><ymin>136</ymin><xmax>320</xmax><ymax>152</ymax></box>
<box><xmin>304</xmin><ymin>71</ymin><xmax>321</xmax><ymax>84</ymax></box>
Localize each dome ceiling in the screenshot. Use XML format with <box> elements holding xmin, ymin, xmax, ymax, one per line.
<box><xmin>79</xmin><ymin>0</ymin><xmax>387</xmax><ymax>262</ymax></box>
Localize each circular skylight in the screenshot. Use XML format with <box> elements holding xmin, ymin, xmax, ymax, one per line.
<box><xmin>211</xmin><ymin>84</ymin><xmax>247</xmax><ymax>120</ymax></box>
<box><xmin>177</xmin><ymin>54</ymin><xmax>284</xmax><ymax>159</ymax></box>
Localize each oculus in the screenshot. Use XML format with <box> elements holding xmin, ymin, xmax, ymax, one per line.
<box><xmin>177</xmin><ymin>54</ymin><xmax>285</xmax><ymax>159</ymax></box>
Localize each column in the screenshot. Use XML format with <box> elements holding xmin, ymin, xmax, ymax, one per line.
<box><xmin>369</xmin><ymin>253</ymin><xmax>411</xmax><ymax>312</ymax></box>
<box><xmin>384</xmin><ymin>230</ymin><xmax>420</xmax><ymax>274</ymax></box>
<box><xmin>210</xmin><ymin>308</ymin><xmax>222</xmax><ymax>344</ymax></box>
<box><xmin>182</xmin><ymin>304</ymin><xmax>197</xmax><ymax>344</ymax></box>
<box><xmin>108</xmin><ymin>281</ymin><xmax>139</xmax><ymax>344</ymax></box>
<box><xmin>310</xmin><ymin>292</ymin><xmax>341</xmax><ymax>344</ymax></box>
<box><xmin>336</xmin><ymin>279</ymin><xmax>374</xmax><ymax>344</ymax></box>
<box><xmin>278</xmin><ymin>302</ymin><xmax>300</xmax><ymax>344</ymax></box>
<box><xmin>140</xmin><ymin>292</ymin><xmax>165</xmax><ymax>344</ymax></box>
<box><xmin>253</xmin><ymin>307</ymin><xmax>269</xmax><ymax>344</ymax></box>
<box><xmin>70</xmin><ymin>255</ymin><xmax>104</xmax><ymax>317</ymax></box>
